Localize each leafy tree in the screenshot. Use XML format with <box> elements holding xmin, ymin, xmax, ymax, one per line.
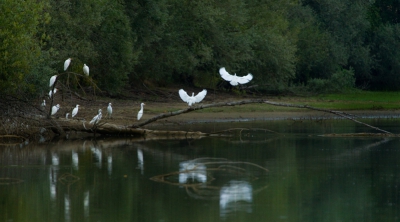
<box><xmin>0</xmin><ymin>0</ymin><xmax>50</xmax><ymax>95</ymax></box>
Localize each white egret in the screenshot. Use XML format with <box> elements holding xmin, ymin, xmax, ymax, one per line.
<box><xmin>107</xmin><ymin>103</ymin><xmax>112</xmax><ymax>118</ymax></box>
<box><xmin>71</xmin><ymin>104</ymin><xmax>80</xmax><ymax>118</ymax></box>
<box><xmin>51</xmin><ymin>104</ymin><xmax>60</xmax><ymax>115</ymax></box>
<box><xmin>83</xmin><ymin>64</ymin><xmax>89</xmax><ymax>76</ymax></box>
<box><xmin>137</xmin><ymin>103</ymin><xmax>145</xmax><ymax>120</ymax></box>
<box><xmin>66</xmin><ymin>113</ymin><xmax>70</xmax><ymax>119</ymax></box>
<box><xmin>90</xmin><ymin>109</ymin><xmax>102</xmax><ymax>124</ymax></box>
<box><xmin>219</xmin><ymin>67</ymin><xmax>253</xmax><ymax>86</ymax></box>
<box><xmin>49</xmin><ymin>75</ymin><xmax>57</xmax><ymax>87</ymax></box>
<box><xmin>64</xmin><ymin>58</ymin><xmax>72</xmax><ymax>71</ymax></box>
<box><xmin>179</xmin><ymin>89</ymin><xmax>207</xmax><ymax>106</ymax></box>
<box><xmin>49</xmin><ymin>88</ymin><xmax>58</xmax><ymax>98</ymax></box>
<box><xmin>41</xmin><ymin>100</ymin><xmax>46</xmax><ymax>108</ymax></box>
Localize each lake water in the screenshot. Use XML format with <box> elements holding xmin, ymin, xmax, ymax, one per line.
<box><xmin>1</xmin><ymin>119</ymin><xmax>400</xmax><ymax>221</ymax></box>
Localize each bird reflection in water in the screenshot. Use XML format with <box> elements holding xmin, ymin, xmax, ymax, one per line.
<box><xmin>179</xmin><ymin>160</ymin><xmax>207</xmax><ymax>184</ymax></box>
<box><xmin>50</xmin><ymin>152</ymin><xmax>59</xmax><ymax>201</ymax></box>
<box><xmin>137</xmin><ymin>149</ymin><xmax>144</xmax><ymax>174</ymax></box>
<box><xmin>72</xmin><ymin>150</ymin><xmax>79</xmax><ymax>170</ymax></box>
<box><xmin>219</xmin><ymin>180</ymin><xmax>253</xmax><ymax>218</ymax></box>
<box><xmin>90</xmin><ymin>146</ymin><xmax>102</xmax><ymax>169</ymax></box>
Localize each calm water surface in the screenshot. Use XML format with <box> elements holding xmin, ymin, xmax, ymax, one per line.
<box><xmin>1</xmin><ymin>119</ymin><xmax>400</xmax><ymax>221</ymax></box>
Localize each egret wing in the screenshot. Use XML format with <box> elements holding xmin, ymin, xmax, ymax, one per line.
<box><xmin>194</xmin><ymin>89</ymin><xmax>207</xmax><ymax>103</ymax></box>
<box><xmin>236</xmin><ymin>73</ymin><xmax>253</xmax><ymax>84</ymax></box>
<box><xmin>219</xmin><ymin>67</ymin><xmax>234</xmax><ymax>82</ymax></box>
<box><xmin>179</xmin><ymin>89</ymin><xmax>190</xmax><ymax>103</ymax></box>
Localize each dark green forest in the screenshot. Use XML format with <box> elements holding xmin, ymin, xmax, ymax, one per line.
<box><xmin>2</xmin><ymin>0</ymin><xmax>400</xmax><ymax>98</ymax></box>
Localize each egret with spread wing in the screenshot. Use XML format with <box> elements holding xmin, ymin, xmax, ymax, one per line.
<box><xmin>219</xmin><ymin>67</ymin><xmax>253</xmax><ymax>86</ymax></box>
<box><xmin>179</xmin><ymin>89</ymin><xmax>207</xmax><ymax>106</ymax></box>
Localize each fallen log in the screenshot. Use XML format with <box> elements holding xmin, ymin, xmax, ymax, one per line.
<box><xmin>55</xmin><ymin>119</ymin><xmax>213</xmax><ymax>138</ymax></box>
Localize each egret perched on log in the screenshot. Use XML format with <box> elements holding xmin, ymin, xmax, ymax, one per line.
<box><xmin>72</xmin><ymin>104</ymin><xmax>80</xmax><ymax>118</ymax></box>
<box><xmin>90</xmin><ymin>109</ymin><xmax>102</xmax><ymax>124</ymax></box>
<box><xmin>219</xmin><ymin>67</ymin><xmax>253</xmax><ymax>86</ymax></box>
<box><xmin>137</xmin><ymin>103</ymin><xmax>145</xmax><ymax>120</ymax></box>
<box><xmin>49</xmin><ymin>88</ymin><xmax>58</xmax><ymax>98</ymax></box>
<box><xmin>49</xmin><ymin>75</ymin><xmax>57</xmax><ymax>87</ymax></box>
<box><xmin>64</xmin><ymin>58</ymin><xmax>72</xmax><ymax>71</ymax></box>
<box><xmin>83</xmin><ymin>64</ymin><xmax>89</xmax><ymax>76</ymax></box>
<box><xmin>107</xmin><ymin>103</ymin><xmax>112</xmax><ymax>118</ymax></box>
<box><xmin>51</xmin><ymin>104</ymin><xmax>60</xmax><ymax>115</ymax></box>
<box><xmin>179</xmin><ymin>89</ymin><xmax>207</xmax><ymax>106</ymax></box>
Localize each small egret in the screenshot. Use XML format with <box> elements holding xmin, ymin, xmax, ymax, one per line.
<box><xmin>49</xmin><ymin>88</ymin><xmax>58</xmax><ymax>98</ymax></box>
<box><xmin>137</xmin><ymin>103</ymin><xmax>145</xmax><ymax>120</ymax></box>
<box><xmin>49</xmin><ymin>75</ymin><xmax>57</xmax><ymax>87</ymax></box>
<box><xmin>83</xmin><ymin>64</ymin><xmax>89</xmax><ymax>76</ymax></box>
<box><xmin>179</xmin><ymin>89</ymin><xmax>207</xmax><ymax>106</ymax></box>
<box><xmin>107</xmin><ymin>103</ymin><xmax>112</xmax><ymax>118</ymax></box>
<box><xmin>71</xmin><ymin>104</ymin><xmax>80</xmax><ymax>118</ymax></box>
<box><xmin>90</xmin><ymin>109</ymin><xmax>102</xmax><ymax>124</ymax></box>
<box><xmin>51</xmin><ymin>104</ymin><xmax>60</xmax><ymax>115</ymax></box>
<box><xmin>219</xmin><ymin>67</ymin><xmax>253</xmax><ymax>86</ymax></box>
<box><xmin>66</xmin><ymin>113</ymin><xmax>70</xmax><ymax>119</ymax></box>
<box><xmin>64</xmin><ymin>58</ymin><xmax>72</xmax><ymax>71</ymax></box>
<box><xmin>41</xmin><ymin>100</ymin><xmax>46</xmax><ymax>108</ymax></box>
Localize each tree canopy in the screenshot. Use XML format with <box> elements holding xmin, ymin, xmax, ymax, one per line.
<box><xmin>2</xmin><ymin>0</ymin><xmax>400</xmax><ymax>97</ymax></box>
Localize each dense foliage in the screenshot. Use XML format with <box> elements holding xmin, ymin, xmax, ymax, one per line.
<box><xmin>1</xmin><ymin>0</ymin><xmax>400</xmax><ymax>96</ymax></box>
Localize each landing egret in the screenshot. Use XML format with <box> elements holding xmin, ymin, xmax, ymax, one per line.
<box><xmin>90</xmin><ymin>109</ymin><xmax>102</xmax><ymax>124</ymax></box>
<box><xmin>72</xmin><ymin>104</ymin><xmax>80</xmax><ymax>118</ymax></box>
<box><xmin>51</xmin><ymin>104</ymin><xmax>60</xmax><ymax>115</ymax></box>
<box><xmin>49</xmin><ymin>75</ymin><xmax>57</xmax><ymax>87</ymax></box>
<box><xmin>107</xmin><ymin>103</ymin><xmax>112</xmax><ymax>118</ymax></box>
<box><xmin>64</xmin><ymin>58</ymin><xmax>72</xmax><ymax>71</ymax></box>
<box><xmin>137</xmin><ymin>103</ymin><xmax>145</xmax><ymax>120</ymax></box>
<box><xmin>83</xmin><ymin>64</ymin><xmax>89</xmax><ymax>76</ymax></box>
<box><xmin>49</xmin><ymin>88</ymin><xmax>58</xmax><ymax>98</ymax></box>
<box><xmin>219</xmin><ymin>67</ymin><xmax>253</xmax><ymax>86</ymax></box>
<box><xmin>66</xmin><ymin>113</ymin><xmax>70</xmax><ymax>119</ymax></box>
<box><xmin>179</xmin><ymin>89</ymin><xmax>207</xmax><ymax>106</ymax></box>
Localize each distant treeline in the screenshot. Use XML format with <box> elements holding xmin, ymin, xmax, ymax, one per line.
<box><xmin>1</xmin><ymin>0</ymin><xmax>400</xmax><ymax>97</ymax></box>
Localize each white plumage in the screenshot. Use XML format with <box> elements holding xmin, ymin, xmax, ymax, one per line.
<box><xmin>179</xmin><ymin>89</ymin><xmax>207</xmax><ymax>106</ymax></box>
<box><xmin>219</xmin><ymin>67</ymin><xmax>253</xmax><ymax>86</ymax></box>
<box><xmin>49</xmin><ymin>75</ymin><xmax>57</xmax><ymax>87</ymax></box>
<box><xmin>64</xmin><ymin>58</ymin><xmax>71</xmax><ymax>71</ymax></box>
<box><xmin>83</xmin><ymin>64</ymin><xmax>89</xmax><ymax>76</ymax></box>
<box><xmin>107</xmin><ymin>103</ymin><xmax>112</xmax><ymax>118</ymax></box>
<box><xmin>137</xmin><ymin>103</ymin><xmax>145</xmax><ymax>120</ymax></box>
<box><xmin>66</xmin><ymin>113</ymin><xmax>69</xmax><ymax>119</ymax></box>
<box><xmin>90</xmin><ymin>109</ymin><xmax>102</xmax><ymax>124</ymax></box>
<box><xmin>49</xmin><ymin>88</ymin><xmax>58</xmax><ymax>98</ymax></box>
<box><xmin>41</xmin><ymin>100</ymin><xmax>46</xmax><ymax>108</ymax></box>
<box><xmin>51</xmin><ymin>104</ymin><xmax>60</xmax><ymax>115</ymax></box>
<box><xmin>72</xmin><ymin>104</ymin><xmax>79</xmax><ymax>118</ymax></box>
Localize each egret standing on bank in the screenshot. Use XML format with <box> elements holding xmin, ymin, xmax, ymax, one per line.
<box><xmin>66</xmin><ymin>113</ymin><xmax>70</xmax><ymax>120</ymax></box>
<box><xmin>72</xmin><ymin>104</ymin><xmax>80</xmax><ymax>118</ymax></box>
<box><xmin>137</xmin><ymin>103</ymin><xmax>145</xmax><ymax>120</ymax></box>
<box><xmin>49</xmin><ymin>88</ymin><xmax>58</xmax><ymax>98</ymax></box>
<box><xmin>41</xmin><ymin>100</ymin><xmax>46</xmax><ymax>109</ymax></box>
<box><xmin>64</xmin><ymin>58</ymin><xmax>72</xmax><ymax>71</ymax></box>
<box><xmin>178</xmin><ymin>89</ymin><xmax>207</xmax><ymax>106</ymax></box>
<box><xmin>49</xmin><ymin>75</ymin><xmax>57</xmax><ymax>87</ymax></box>
<box><xmin>51</xmin><ymin>104</ymin><xmax>60</xmax><ymax>115</ymax></box>
<box><xmin>107</xmin><ymin>103</ymin><xmax>112</xmax><ymax>118</ymax></box>
<box><xmin>83</xmin><ymin>64</ymin><xmax>89</xmax><ymax>76</ymax></box>
<box><xmin>219</xmin><ymin>67</ymin><xmax>253</xmax><ymax>86</ymax></box>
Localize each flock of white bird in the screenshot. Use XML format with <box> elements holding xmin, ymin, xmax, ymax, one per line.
<box><xmin>44</xmin><ymin>59</ymin><xmax>253</xmax><ymax>125</ymax></box>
